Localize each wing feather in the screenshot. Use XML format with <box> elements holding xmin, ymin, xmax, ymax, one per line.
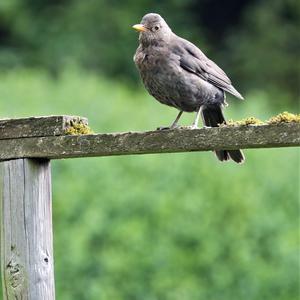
<box><xmin>174</xmin><ymin>37</ymin><xmax>244</xmax><ymax>100</ymax></box>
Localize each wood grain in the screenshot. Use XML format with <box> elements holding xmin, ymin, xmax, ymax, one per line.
<box><xmin>0</xmin><ymin>159</ymin><xmax>55</xmax><ymax>300</ymax></box>
<box><xmin>0</xmin><ymin>115</ymin><xmax>88</xmax><ymax>140</ymax></box>
<box><xmin>0</xmin><ymin>123</ymin><xmax>299</xmax><ymax>161</ymax></box>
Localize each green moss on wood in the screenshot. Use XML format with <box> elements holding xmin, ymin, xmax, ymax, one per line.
<box><xmin>226</xmin><ymin>117</ymin><xmax>264</xmax><ymax>126</ymax></box>
<box><xmin>65</xmin><ymin>120</ymin><xmax>93</xmax><ymax>135</ymax></box>
<box><xmin>267</xmin><ymin>112</ymin><xmax>300</xmax><ymax>124</ymax></box>
<box><xmin>223</xmin><ymin>112</ymin><xmax>299</xmax><ymax>127</ymax></box>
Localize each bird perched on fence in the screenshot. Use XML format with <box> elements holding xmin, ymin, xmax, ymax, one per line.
<box><xmin>133</xmin><ymin>13</ymin><xmax>245</xmax><ymax>163</ymax></box>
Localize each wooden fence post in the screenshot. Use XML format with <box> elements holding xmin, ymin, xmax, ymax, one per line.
<box><xmin>0</xmin><ymin>158</ymin><xmax>55</xmax><ymax>300</ymax></box>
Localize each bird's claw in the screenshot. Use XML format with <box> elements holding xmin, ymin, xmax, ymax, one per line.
<box><xmin>186</xmin><ymin>124</ymin><xmax>199</xmax><ymax>130</ymax></box>
<box><xmin>185</xmin><ymin>125</ymin><xmax>212</xmax><ymax>129</ymax></box>
<box><xmin>156</xmin><ymin>124</ymin><xmax>180</xmax><ymax>131</ymax></box>
<box><xmin>156</xmin><ymin>126</ymin><xmax>170</xmax><ymax>131</ymax></box>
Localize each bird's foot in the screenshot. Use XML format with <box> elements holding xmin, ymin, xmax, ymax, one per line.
<box><xmin>185</xmin><ymin>124</ymin><xmax>199</xmax><ymax>130</ymax></box>
<box><xmin>156</xmin><ymin>126</ymin><xmax>170</xmax><ymax>131</ymax></box>
<box><xmin>156</xmin><ymin>124</ymin><xmax>180</xmax><ymax>131</ymax></box>
<box><xmin>179</xmin><ymin>125</ymin><xmax>211</xmax><ymax>130</ymax></box>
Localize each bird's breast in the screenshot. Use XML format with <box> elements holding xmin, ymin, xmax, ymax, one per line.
<box><xmin>134</xmin><ymin>46</ymin><xmax>221</xmax><ymax>112</ymax></box>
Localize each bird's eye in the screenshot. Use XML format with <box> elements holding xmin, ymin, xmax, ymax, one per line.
<box><xmin>153</xmin><ymin>25</ymin><xmax>160</xmax><ymax>31</ymax></box>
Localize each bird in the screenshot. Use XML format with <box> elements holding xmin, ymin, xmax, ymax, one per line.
<box><xmin>132</xmin><ymin>13</ymin><xmax>245</xmax><ymax>163</ymax></box>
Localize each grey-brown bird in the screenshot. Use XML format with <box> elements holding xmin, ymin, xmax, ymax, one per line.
<box><xmin>133</xmin><ymin>13</ymin><xmax>245</xmax><ymax>163</ymax></box>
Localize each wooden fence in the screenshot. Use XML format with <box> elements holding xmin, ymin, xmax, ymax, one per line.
<box><xmin>1</xmin><ymin>115</ymin><xmax>299</xmax><ymax>299</ymax></box>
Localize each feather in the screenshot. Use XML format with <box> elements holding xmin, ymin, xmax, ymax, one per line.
<box><xmin>175</xmin><ymin>37</ymin><xmax>244</xmax><ymax>100</ymax></box>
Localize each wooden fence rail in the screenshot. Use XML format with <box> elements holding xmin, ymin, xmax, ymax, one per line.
<box><xmin>0</xmin><ymin>115</ymin><xmax>299</xmax><ymax>300</ymax></box>
<box><xmin>0</xmin><ymin>115</ymin><xmax>299</xmax><ymax>161</ymax></box>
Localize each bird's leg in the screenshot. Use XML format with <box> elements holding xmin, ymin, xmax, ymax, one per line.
<box><xmin>170</xmin><ymin>110</ymin><xmax>183</xmax><ymax>128</ymax></box>
<box><xmin>188</xmin><ymin>107</ymin><xmax>202</xmax><ymax>129</ymax></box>
<box><xmin>157</xmin><ymin>111</ymin><xmax>183</xmax><ymax>130</ymax></box>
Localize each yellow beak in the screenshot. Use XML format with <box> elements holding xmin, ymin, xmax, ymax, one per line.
<box><xmin>132</xmin><ymin>24</ymin><xmax>147</xmax><ymax>32</ymax></box>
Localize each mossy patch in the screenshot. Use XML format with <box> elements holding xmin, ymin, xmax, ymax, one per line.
<box><xmin>267</xmin><ymin>112</ymin><xmax>300</xmax><ymax>124</ymax></box>
<box><xmin>225</xmin><ymin>117</ymin><xmax>264</xmax><ymax>126</ymax></box>
<box><xmin>223</xmin><ymin>111</ymin><xmax>299</xmax><ymax>127</ymax></box>
<box><xmin>65</xmin><ymin>120</ymin><xmax>93</xmax><ymax>135</ymax></box>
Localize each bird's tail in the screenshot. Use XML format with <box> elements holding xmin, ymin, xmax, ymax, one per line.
<box><xmin>201</xmin><ymin>105</ymin><xmax>245</xmax><ymax>164</ymax></box>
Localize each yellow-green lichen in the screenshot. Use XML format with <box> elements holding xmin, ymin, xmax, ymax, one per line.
<box><xmin>267</xmin><ymin>111</ymin><xmax>300</xmax><ymax>124</ymax></box>
<box><xmin>222</xmin><ymin>112</ymin><xmax>299</xmax><ymax>127</ymax></box>
<box><xmin>225</xmin><ymin>117</ymin><xmax>264</xmax><ymax>126</ymax></box>
<box><xmin>65</xmin><ymin>121</ymin><xmax>93</xmax><ymax>135</ymax></box>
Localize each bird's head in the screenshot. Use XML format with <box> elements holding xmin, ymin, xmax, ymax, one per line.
<box><xmin>133</xmin><ymin>13</ymin><xmax>172</xmax><ymax>46</ymax></box>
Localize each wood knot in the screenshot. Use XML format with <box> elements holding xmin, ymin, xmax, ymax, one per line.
<box><xmin>6</xmin><ymin>257</ymin><xmax>24</xmax><ymax>289</ymax></box>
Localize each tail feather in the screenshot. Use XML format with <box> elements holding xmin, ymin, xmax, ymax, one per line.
<box><xmin>201</xmin><ymin>105</ymin><xmax>245</xmax><ymax>164</ymax></box>
<box><xmin>215</xmin><ymin>150</ymin><xmax>230</xmax><ymax>162</ymax></box>
<box><xmin>228</xmin><ymin>149</ymin><xmax>245</xmax><ymax>164</ymax></box>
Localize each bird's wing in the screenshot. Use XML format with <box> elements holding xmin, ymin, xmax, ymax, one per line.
<box><xmin>175</xmin><ymin>37</ymin><xmax>244</xmax><ymax>99</ymax></box>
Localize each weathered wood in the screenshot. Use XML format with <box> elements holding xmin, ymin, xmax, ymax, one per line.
<box><xmin>0</xmin><ymin>159</ymin><xmax>55</xmax><ymax>300</ymax></box>
<box><xmin>0</xmin><ymin>115</ymin><xmax>88</xmax><ymax>140</ymax></box>
<box><xmin>0</xmin><ymin>123</ymin><xmax>299</xmax><ymax>161</ymax></box>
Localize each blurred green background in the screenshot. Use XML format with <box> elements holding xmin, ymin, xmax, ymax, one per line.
<box><xmin>0</xmin><ymin>0</ymin><xmax>299</xmax><ymax>299</ymax></box>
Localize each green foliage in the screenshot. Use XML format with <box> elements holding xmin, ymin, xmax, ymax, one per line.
<box><xmin>225</xmin><ymin>0</ymin><xmax>300</xmax><ymax>104</ymax></box>
<box><xmin>0</xmin><ymin>0</ymin><xmax>298</xmax><ymax>103</ymax></box>
<box><xmin>0</xmin><ymin>0</ymin><xmax>199</xmax><ymax>79</ymax></box>
<box><xmin>0</xmin><ymin>68</ymin><xmax>299</xmax><ymax>300</ymax></box>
